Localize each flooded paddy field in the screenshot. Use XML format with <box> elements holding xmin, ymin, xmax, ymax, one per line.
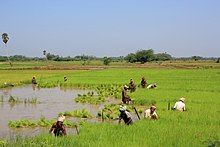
<box><xmin>0</xmin><ymin>85</ymin><xmax>112</xmax><ymax>138</ymax></box>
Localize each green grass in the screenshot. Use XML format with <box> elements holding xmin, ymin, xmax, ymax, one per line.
<box><xmin>0</xmin><ymin>67</ymin><xmax>220</xmax><ymax>146</ymax></box>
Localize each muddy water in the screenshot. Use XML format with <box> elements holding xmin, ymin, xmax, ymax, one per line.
<box><xmin>0</xmin><ymin>85</ymin><xmax>102</xmax><ymax>138</ymax></box>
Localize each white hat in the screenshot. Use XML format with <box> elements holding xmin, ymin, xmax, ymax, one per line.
<box><xmin>119</xmin><ymin>105</ymin><xmax>127</xmax><ymax>111</ymax></box>
<box><xmin>124</xmin><ymin>85</ymin><xmax>129</xmax><ymax>89</ymax></box>
<box><xmin>150</xmin><ymin>106</ymin><xmax>156</xmax><ymax>109</ymax></box>
<box><xmin>180</xmin><ymin>97</ymin><xmax>185</xmax><ymax>102</ymax></box>
<box><xmin>57</xmin><ymin>115</ymin><xmax>65</xmax><ymax>122</ymax></box>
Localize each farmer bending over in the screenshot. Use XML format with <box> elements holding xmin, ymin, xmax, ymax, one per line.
<box><xmin>31</xmin><ymin>76</ymin><xmax>37</xmax><ymax>84</ymax></box>
<box><xmin>49</xmin><ymin>115</ymin><xmax>67</xmax><ymax>136</ymax></box>
<box><xmin>141</xmin><ymin>77</ymin><xmax>147</xmax><ymax>88</ymax></box>
<box><xmin>172</xmin><ymin>98</ymin><xmax>186</xmax><ymax>111</ymax></box>
<box><xmin>147</xmin><ymin>83</ymin><xmax>157</xmax><ymax>89</ymax></box>
<box><xmin>144</xmin><ymin>106</ymin><xmax>158</xmax><ymax>119</ymax></box>
<box><xmin>122</xmin><ymin>85</ymin><xmax>131</xmax><ymax>104</ymax></box>
<box><xmin>64</xmin><ymin>76</ymin><xmax>68</xmax><ymax>82</ymax></box>
<box><xmin>119</xmin><ymin>106</ymin><xmax>133</xmax><ymax>125</ymax></box>
<box><xmin>129</xmin><ymin>79</ymin><xmax>136</xmax><ymax>92</ymax></box>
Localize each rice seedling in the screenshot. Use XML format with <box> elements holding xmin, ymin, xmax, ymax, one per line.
<box><xmin>8</xmin><ymin>95</ymin><xmax>21</xmax><ymax>103</ymax></box>
<box><xmin>60</xmin><ymin>109</ymin><xmax>93</xmax><ymax>118</ymax></box>
<box><xmin>1</xmin><ymin>67</ymin><xmax>219</xmax><ymax>146</ymax></box>
<box><xmin>8</xmin><ymin>117</ymin><xmax>81</xmax><ymax>128</ymax></box>
<box><xmin>75</xmin><ymin>92</ymin><xmax>105</xmax><ymax>104</ymax></box>
<box><xmin>24</xmin><ymin>98</ymin><xmax>38</xmax><ymax>104</ymax></box>
<box><xmin>97</xmin><ymin>104</ymin><xmax>144</xmax><ymax>120</ymax></box>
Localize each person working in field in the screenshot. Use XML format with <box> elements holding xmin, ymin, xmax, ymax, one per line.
<box><xmin>172</xmin><ymin>97</ymin><xmax>186</xmax><ymax>111</ymax></box>
<box><xmin>31</xmin><ymin>76</ymin><xmax>37</xmax><ymax>84</ymax></box>
<box><xmin>122</xmin><ymin>85</ymin><xmax>131</xmax><ymax>104</ymax></box>
<box><xmin>119</xmin><ymin>105</ymin><xmax>133</xmax><ymax>125</ymax></box>
<box><xmin>144</xmin><ymin>106</ymin><xmax>158</xmax><ymax>119</ymax></box>
<box><xmin>129</xmin><ymin>79</ymin><xmax>136</xmax><ymax>92</ymax></box>
<box><xmin>64</xmin><ymin>76</ymin><xmax>68</xmax><ymax>82</ymax></box>
<box><xmin>141</xmin><ymin>77</ymin><xmax>147</xmax><ymax>88</ymax></box>
<box><xmin>49</xmin><ymin>115</ymin><xmax>67</xmax><ymax>137</ymax></box>
<box><xmin>147</xmin><ymin>83</ymin><xmax>157</xmax><ymax>89</ymax></box>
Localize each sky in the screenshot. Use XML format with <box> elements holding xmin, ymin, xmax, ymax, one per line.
<box><xmin>0</xmin><ymin>0</ymin><xmax>219</xmax><ymax>57</ymax></box>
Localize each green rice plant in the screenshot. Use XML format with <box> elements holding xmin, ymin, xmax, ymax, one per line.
<box><xmin>25</xmin><ymin>98</ymin><xmax>38</xmax><ymax>104</ymax></box>
<box><xmin>8</xmin><ymin>119</ymin><xmax>37</xmax><ymax>128</ymax></box>
<box><xmin>0</xmin><ymin>139</ymin><xmax>6</xmax><ymax>146</ymax></box>
<box><xmin>37</xmin><ymin>117</ymin><xmax>54</xmax><ymax>127</ymax></box>
<box><xmin>97</xmin><ymin>104</ymin><xmax>145</xmax><ymax>120</ymax></box>
<box><xmin>8</xmin><ymin>117</ymin><xmax>81</xmax><ymax>128</ymax></box>
<box><xmin>75</xmin><ymin>92</ymin><xmax>105</xmax><ymax>104</ymax></box>
<box><xmin>1</xmin><ymin>67</ymin><xmax>220</xmax><ymax>146</ymax></box>
<box><xmin>0</xmin><ymin>96</ymin><xmax>3</xmax><ymax>103</ymax></box>
<box><xmin>8</xmin><ymin>95</ymin><xmax>21</xmax><ymax>103</ymax></box>
<box><xmin>132</xmin><ymin>98</ymin><xmax>156</xmax><ymax>106</ymax></box>
<box><xmin>61</xmin><ymin>109</ymin><xmax>93</xmax><ymax>118</ymax></box>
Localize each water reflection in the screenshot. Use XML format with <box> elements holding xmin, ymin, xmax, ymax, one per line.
<box><xmin>0</xmin><ymin>85</ymin><xmax>94</xmax><ymax>138</ymax></box>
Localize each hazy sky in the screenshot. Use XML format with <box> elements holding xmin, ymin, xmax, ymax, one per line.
<box><xmin>0</xmin><ymin>0</ymin><xmax>219</xmax><ymax>57</ymax></box>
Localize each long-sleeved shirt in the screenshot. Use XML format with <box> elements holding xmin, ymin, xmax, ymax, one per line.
<box><xmin>49</xmin><ymin>121</ymin><xmax>67</xmax><ymax>136</ymax></box>
<box><xmin>173</xmin><ymin>101</ymin><xmax>185</xmax><ymax>111</ymax></box>
<box><xmin>144</xmin><ymin>109</ymin><xmax>158</xmax><ymax>119</ymax></box>
<box><xmin>119</xmin><ymin>111</ymin><xmax>133</xmax><ymax>125</ymax></box>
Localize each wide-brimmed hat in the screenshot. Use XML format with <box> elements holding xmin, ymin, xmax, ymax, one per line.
<box><xmin>150</xmin><ymin>106</ymin><xmax>156</xmax><ymax>109</ymax></box>
<box><xmin>119</xmin><ymin>105</ymin><xmax>127</xmax><ymax>111</ymax></box>
<box><xmin>57</xmin><ymin>115</ymin><xmax>65</xmax><ymax>122</ymax></box>
<box><xmin>124</xmin><ymin>85</ymin><xmax>129</xmax><ymax>89</ymax></box>
<box><xmin>180</xmin><ymin>97</ymin><xmax>185</xmax><ymax>102</ymax></box>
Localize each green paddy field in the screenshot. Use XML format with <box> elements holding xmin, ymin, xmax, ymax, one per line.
<box><xmin>0</xmin><ymin>61</ymin><xmax>219</xmax><ymax>147</ymax></box>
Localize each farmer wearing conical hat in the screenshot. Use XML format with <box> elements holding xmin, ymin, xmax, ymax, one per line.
<box><xmin>173</xmin><ymin>97</ymin><xmax>186</xmax><ymax>111</ymax></box>
<box><xmin>49</xmin><ymin>115</ymin><xmax>67</xmax><ymax>136</ymax></box>
<box><xmin>118</xmin><ymin>105</ymin><xmax>133</xmax><ymax>125</ymax></box>
<box><xmin>122</xmin><ymin>85</ymin><xmax>131</xmax><ymax>104</ymax></box>
<box><xmin>144</xmin><ymin>105</ymin><xmax>158</xmax><ymax>119</ymax></box>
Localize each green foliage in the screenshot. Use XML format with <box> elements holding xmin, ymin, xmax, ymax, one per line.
<box><xmin>124</xmin><ymin>53</ymin><xmax>137</xmax><ymax>63</ymax></box>
<box><xmin>75</xmin><ymin>92</ymin><xmax>105</xmax><ymax>104</ymax></box>
<box><xmin>8</xmin><ymin>95</ymin><xmax>21</xmax><ymax>103</ymax></box>
<box><xmin>191</xmin><ymin>56</ymin><xmax>203</xmax><ymax>61</ymax></box>
<box><xmin>8</xmin><ymin>117</ymin><xmax>78</xmax><ymax>128</ymax></box>
<box><xmin>133</xmin><ymin>98</ymin><xmax>156</xmax><ymax>106</ymax></box>
<box><xmin>103</xmin><ymin>57</ymin><xmax>111</xmax><ymax>65</ymax></box>
<box><xmin>61</xmin><ymin>109</ymin><xmax>93</xmax><ymax>118</ymax></box>
<box><xmin>97</xmin><ymin>104</ymin><xmax>144</xmax><ymax>120</ymax></box>
<box><xmin>135</xmin><ymin>49</ymin><xmax>154</xmax><ymax>63</ymax></box>
<box><xmin>154</xmin><ymin>53</ymin><xmax>172</xmax><ymax>61</ymax></box>
<box><xmin>125</xmin><ymin>49</ymin><xmax>173</xmax><ymax>63</ymax></box>
<box><xmin>24</xmin><ymin>98</ymin><xmax>38</xmax><ymax>104</ymax></box>
<box><xmin>1</xmin><ymin>67</ymin><xmax>220</xmax><ymax>146</ymax></box>
<box><xmin>8</xmin><ymin>119</ymin><xmax>38</xmax><ymax>128</ymax></box>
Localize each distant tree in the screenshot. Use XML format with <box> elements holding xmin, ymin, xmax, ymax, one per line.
<box><xmin>125</xmin><ymin>53</ymin><xmax>137</xmax><ymax>63</ymax></box>
<box><xmin>216</xmin><ymin>58</ymin><xmax>220</xmax><ymax>63</ymax></box>
<box><xmin>103</xmin><ymin>57</ymin><xmax>111</xmax><ymax>65</ymax></box>
<box><xmin>154</xmin><ymin>53</ymin><xmax>172</xmax><ymax>61</ymax></box>
<box><xmin>46</xmin><ymin>53</ymin><xmax>59</xmax><ymax>60</ymax></box>
<box><xmin>135</xmin><ymin>49</ymin><xmax>154</xmax><ymax>63</ymax></box>
<box><xmin>191</xmin><ymin>56</ymin><xmax>203</xmax><ymax>61</ymax></box>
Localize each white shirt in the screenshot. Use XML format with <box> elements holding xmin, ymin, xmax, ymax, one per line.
<box><xmin>173</xmin><ymin>101</ymin><xmax>185</xmax><ymax>111</ymax></box>
<box><xmin>144</xmin><ymin>109</ymin><xmax>158</xmax><ymax>118</ymax></box>
<box><xmin>125</xmin><ymin>111</ymin><xmax>132</xmax><ymax>118</ymax></box>
<box><xmin>147</xmin><ymin>84</ymin><xmax>156</xmax><ymax>89</ymax></box>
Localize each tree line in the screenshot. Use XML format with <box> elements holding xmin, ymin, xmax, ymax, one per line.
<box><xmin>0</xmin><ymin>49</ymin><xmax>219</xmax><ymax>64</ymax></box>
